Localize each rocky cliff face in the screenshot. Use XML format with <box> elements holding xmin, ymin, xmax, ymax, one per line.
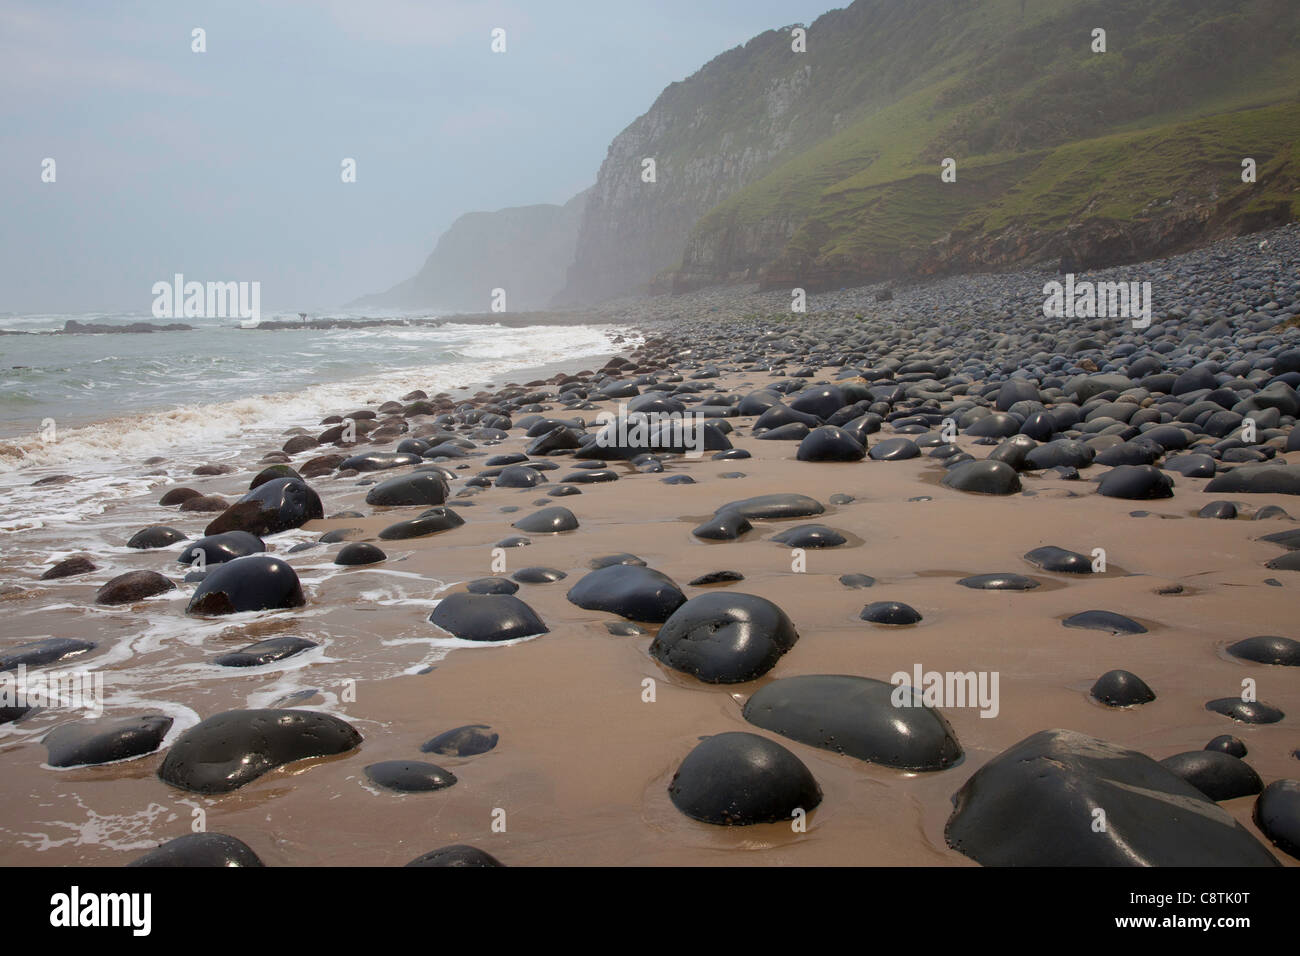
<box><xmin>553</xmin><ymin>35</ymin><xmax>816</xmax><ymax>305</ymax></box>
<box><xmin>560</xmin><ymin>0</ymin><xmax>1299</xmax><ymax>303</ymax></box>
<box><xmin>354</xmin><ymin>190</ymin><xmax>589</xmax><ymax>314</ymax></box>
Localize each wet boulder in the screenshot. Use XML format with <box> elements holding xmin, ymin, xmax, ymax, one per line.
<box><xmin>668</xmin><ymin>731</ymin><xmax>822</xmax><ymax>825</ymax></box>
<box><xmin>566</xmin><ymin>564</ymin><xmax>686</xmax><ymax>623</ymax></box>
<box><xmin>743</xmin><ymin>675</ymin><xmax>961</xmax><ymax>771</ymax></box>
<box><xmin>945</xmin><ymin>729</ymin><xmax>1278</xmax><ymax>866</ymax></box>
<box><xmin>650</xmin><ymin>592</ymin><xmax>798</xmax><ymax>683</ymax></box>
<box><xmin>364</xmin><ymin>473</ymin><xmax>448</xmax><ymax>507</ymax></box>
<box><xmin>429</xmin><ymin>593</ymin><xmax>548</xmax><ymax>642</ymax></box>
<box><xmin>43</xmin><ymin>714</ymin><xmax>174</xmax><ymax>767</ymax></box>
<box><xmin>158</xmin><ymin>708</ymin><xmax>363</xmax><ymax>793</ymax></box>
<box><xmin>205</xmin><ymin>477</ymin><xmax>324</xmax><ymax>536</ymax></box>
<box><xmin>186</xmin><ymin>556</ymin><xmax>305</xmax><ymax>615</ymax></box>
<box><xmin>129</xmin><ymin>833</ymin><xmax>264</xmax><ymax>867</ymax></box>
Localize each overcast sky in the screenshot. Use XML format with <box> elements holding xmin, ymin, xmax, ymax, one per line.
<box><xmin>1</xmin><ymin>0</ymin><xmax>836</xmax><ymax>314</ymax></box>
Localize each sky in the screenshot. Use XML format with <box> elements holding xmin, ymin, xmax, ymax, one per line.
<box><xmin>0</xmin><ymin>0</ymin><xmax>838</xmax><ymax>314</ymax></box>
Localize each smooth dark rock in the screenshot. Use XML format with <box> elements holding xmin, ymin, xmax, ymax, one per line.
<box><xmin>839</xmin><ymin>573</ymin><xmax>876</xmax><ymax>588</ymax></box>
<box><xmin>692</xmin><ymin>510</ymin><xmax>753</xmax><ymax>540</ymax></box>
<box><xmin>1226</xmin><ymin>635</ymin><xmax>1300</xmax><ymax>666</ymax></box>
<box><xmin>511</xmin><ymin>506</ymin><xmax>579</xmax><ymax>533</ymax></box>
<box><xmin>566</xmin><ymin>564</ymin><xmax>686</xmax><ymax>622</ymax></box>
<box><xmin>339</xmin><ymin>452</ymin><xmax>422</xmax><ymax>472</ymax></box>
<box><xmin>511</xmin><ymin>566</ymin><xmax>566</xmax><ymax>584</ymax></box>
<box><xmin>187</xmin><ymin>556</ymin><xmax>304</xmax><ymax>615</ymax></box>
<box><xmin>1160</xmin><ymin>750</ymin><xmax>1262</xmax><ymax>801</ymax></box>
<box><xmin>1098</xmin><ymin>464</ymin><xmax>1174</xmax><ymax>500</ymax></box>
<box><xmin>1254</xmin><ymin>780</ymin><xmax>1300</xmax><ymax>860</ymax></box>
<box><xmin>178</xmin><ymin>531</ymin><xmax>265</xmax><ymax>566</ymax></box>
<box><xmin>378</xmin><ymin>507</ymin><xmax>466</xmax><ymax>540</ymax></box>
<box><xmin>0</xmin><ymin>637</ymin><xmax>95</xmax><ymax>672</ymax></box>
<box><xmin>668</xmin><ymin>731</ymin><xmax>822</xmax><ymax>825</ymax></box>
<box><xmin>43</xmin><ymin>714</ymin><xmax>173</xmax><ymax>767</ymax></box>
<box><xmin>127</xmin><ymin>526</ymin><xmax>187</xmax><ymax>549</ymax></box>
<box><xmin>945</xmin><ymin>729</ymin><xmax>1278</xmax><ymax>866</ymax></box>
<box><xmin>743</xmin><ymin>675</ymin><xmax>961</xmax><ymax>770</ymax></box>
<box><xmin>941</xmin><ymin>459</ymin><xmax>1022</xmax><ymax>495</ymax></box>
<box><xmin>158</xmin><ymin>708</ymin><xmax>362</xmax><ymax>793</ymax></box>
<box><xmin>1206</xmin><ymin>698</ymin><xmax>1284</xmax><ymax>723</ymax></box>
<box><xmin>364</xmin><ymin>473</ymin><xmax>448</xmax><ymax>507</ymax></box>
<box><xmin>335</xmin><ymin>542</ymin><xmax>386</xmax><ymax>565</ymax></box>
<box><xmin>1206</xmin><ymin>735</ymin><xmax>1247</xmax><ymax>757</ymax></box>
<box><xmin>213</xmin><ymin>636</ymin><xmax>318</xmax><ymax>667</ymax></box>
<box><xmin>496</xmin><ymin>465</ymin><xmax>547</xmax><ymax>488</ymax></box>
<box><xmin>405</xmin><ymin>845</ymin><xmax>503</xmax><ymax>867</ymax></box>
<box><xmin>1025</xmin><ymin>546</ymin><xmax>1095</xmax><ymax>573</ymax></box>
<box><xmin>421</xmin><ymin>724</ymin><xmax>498</xmax><ymax>757</ymax></box>
<box><xmin>796</xmin><ymin>426</ymin><xmax>866</xmax><ymax>462</ymax></box>
<box><xmin>868</xmin><ymin>437</ymin><xmax>920</xmax><ymax>461</ymax></box>
<box><xmin>714</xmin><ymin>494</ymin><xmax>824</xmax><ymax>520</ymax></box>
<box><xmin>96</xmin><ymin>570</ymin><xmax>176</xmax><ymax>605</ymax></box>
<box><xmin>650</xmin><ymin>592</ymin><xmax>798</xmax><ymax>683</ymax></box>
<box><xmin>957</xmin><ymin>573</ymin><xmax>1039</xmax><ymax>590</ymax></box>
<box><xmin>770</xmin><ymin>524</ymin><xmax>846</xmax><ymax>548</ymax></box>
<box><xmin>364</xmin><ymin>760</ymin><xmax>457</xmax><ymax>793</ymax></box>
<box><xmin>40</xmin><ymin>556</ymin><xmax>97</xmax><ymax>579</ymax></box>
<box><xmin>589</xmin><ymin>553</ymin><xmax>646</xmax><ymax>569</ymax></box>
<box><xmin>1205</xmin><ymin>465</ymin><xmax>1300</xmax><ymax>495</ymax></box>
<box><xmin>465</xmin><ymin>577</ymin><xmax>518</xmax><ymax>595</ymax></box>
<box><xmin>429</xmin><ymin>593</ymin><xmax>548</xmax><ymax>642</ymax></box>
<box><xmin>129</xmin><ymin>833</ymin><xmax>264</xmax><ymax>867</ymax></box>
<box><xmin>689</xmin><ymin>570</ymin><xmax>744</xmax><ymax>586</ymax></box>
<box><xmin>860</xmin><ymin>601</ymin><xmax>921</xmax><ymax>625</ymax></box>
<box><xmin>205</xmin><ymin>477</ymin><xmax>324</xmax><ymax>537</ymax></box>
<box><xmin>1090</xmin><ymin>670</ymin><xmax>1155</xmax><ymax>706</ymax></box>
<box><xmin>1063</xmin><ymin>610</ymin><xmax>1147</xmax><ymax>634</ymax></box>
<box><xmin>1198</xmin><ymin>500</ymin><xmax>1238</xmax><ymax>519</ymax></box>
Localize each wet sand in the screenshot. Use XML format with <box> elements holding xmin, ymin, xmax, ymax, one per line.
<box><xmin>1</xmin><ymin>354</ymin><xmax>1296</xmax><ymax>866</ymax></box>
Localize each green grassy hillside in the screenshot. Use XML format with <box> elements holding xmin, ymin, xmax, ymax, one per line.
<box><xmin>672</xmin><ymin>0</ymin><xmax>1300</xmax><ymax>290</ymax></box>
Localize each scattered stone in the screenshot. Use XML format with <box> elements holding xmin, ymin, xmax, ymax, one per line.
<box><xmin>364</xmin><ymin>760</ymin><xmax>457</xmax><ymax>793</ymax></box>
<box><xmin>429</xmin><ymin>593</ymin><xmax>548</xmax><ymax>642</ymax></box>
<box><xmin>1090</xmin><ymin>670</ymin><xmax>1156</xmax><ymax>706</ymax></box>
<box><xmin>158</xmin><ymin>709</ymin><xmax>362</xmax><ymax>793</ymax></box>
<box><xmin>421</xmin><ymin>724</ymin><xmax>498</xmax><ymax>757</ymax></box>
<box><xmin>335</xmin><ymin>542</ymin><xmax>386</xmax><ymax>566</ymax></box>
<box><xmin>1160</xmin><ymin>751</ymin><xmax>1263</xmax><ymax>802</ymax></box>
<box><xmin>1226</xmin><ymin>635</ymin><xmax>1300</xmax><ymax>666</ymax></box>
<box><xmin>186</xmin><ymin>556</ymin><xmax>305</xmax><ymax>615</ymax></box>
<box><xmin>405</xmin><ymin>845</ymin><xmax>503</xmax><ymax>867</ymax></box>
<box><xmin>566</xmin><ymin>565</ymin><xmax>686</xmax><ymax>622</ymax></box>
<box><xmin>129</xmin><ymin>833</ymin><xmax>264</xmax><ymax>867</ymax></box>
<box><xmin>945</xmin><ymin>729</ymin><xmax>1278</xmax><ymax>865</ymax></box>
<box><xmin>651</xmin><ymin>592</ymin><xmax>798</xmax><ymax>683</ymax></box>
<box><xmin>213</xmin><ymin>636</ymin><xmax>318</xmax><ymax>667</ymax></box>
<box><xmin>96</xmin><ymin>570</ymin><xmax>176</xmax><ymax>605</ymax></box>
<box><xmin>743</xmin><ymin>675</ymin><xmax>961</xmax><ymax>770</ymax></box>
<box><xmin>43</xmin><ymin>714</ymin><xmax>174</xmax><ymax>767</ymax></box>
<box><xmin>668</xmin><ymin>732</ymin><xmax>822</xmax><ymax>825</ymax></box>
<box><xmin>860</xmin><ymin>601</ymin><xmax>921</xmax><ymax>625</ymax></box>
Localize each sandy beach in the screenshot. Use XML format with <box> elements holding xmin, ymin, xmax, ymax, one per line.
<box><xmin>1</xmin><ymin>227</ymin><xmax>1298</xmax><ymax>867</ymax></box>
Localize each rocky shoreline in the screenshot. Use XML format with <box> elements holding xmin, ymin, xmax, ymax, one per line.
<box><xmin>1</xmin><ymin>223</ymin><xmax>1299</xmax><ymax>866</ymax></box>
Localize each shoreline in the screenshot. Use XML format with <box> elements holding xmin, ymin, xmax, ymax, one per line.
<box><xmin>0</xmin><ymin>225</ymin><xmax>1297</xmax><ymax>866</ymax></box>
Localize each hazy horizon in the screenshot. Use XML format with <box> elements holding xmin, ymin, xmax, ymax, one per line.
<box><xmin>0</xmin><ymin>0</ymin><xmax>836</xmax><ymax>315</ymax></box>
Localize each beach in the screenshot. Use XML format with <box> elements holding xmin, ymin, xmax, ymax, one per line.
<box><xmin>1</xmin><ymin>225</ymin><xmax>1299</xmax><ymax>866</ymax></box>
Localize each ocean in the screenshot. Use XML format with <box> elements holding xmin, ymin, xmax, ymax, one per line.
<box><xmin>0</xmin><ymin>311</ymin><xmax>628</xmax><ymax>533</ymax></box>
